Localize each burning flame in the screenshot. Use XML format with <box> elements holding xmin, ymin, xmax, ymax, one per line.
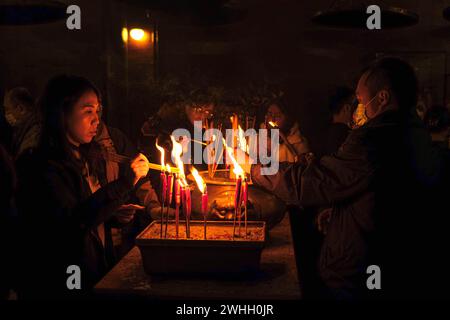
<box><xmin>191</xmin><ymin>167</ymin><xmax>206</xmax><ymax>194</ymax></box>
<box><xmin>268</xmin><ymin>121</ymin><xmax>278</xmax><ymax>128</ymax></box>
<box><xmin>170</xmin><ymin>135</ymin><xmax>186</xmax><ymax>183</ymax></box>
<box><xmin>155</xmin><ymin>141</ymin><xmax>165</xmax><ymax>169</ymax></box>
<box><xmin>222</xmin><ymin>138</ymin><xmax>245</xmax><ymax>178</ymax></box>
<box><xmin>166</xmin><ymin>164</ymin><xmax>171</xmax><ymax>172</ymax></box>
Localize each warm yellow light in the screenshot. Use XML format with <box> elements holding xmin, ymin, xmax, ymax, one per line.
<box><xmin>121</xmin><ymin>27</ymin><xmax>128</xmax><ymax>43</ymax></box>
<box><xmin>130</xmin><ymin>28</ymin><xmax>145</xmax><ymax>41</ymax></box>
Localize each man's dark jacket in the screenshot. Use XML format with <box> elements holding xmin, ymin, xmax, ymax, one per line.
<box><xmin>251</xmin><ymin>109</ymin><xmax>449</xmax><ymax>299</ymax></box>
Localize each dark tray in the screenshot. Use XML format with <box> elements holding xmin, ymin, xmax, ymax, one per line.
<box><xmin>135</xmin><ymin>220</ymin><xmax>266</xmax><ymax>274</ymax></box>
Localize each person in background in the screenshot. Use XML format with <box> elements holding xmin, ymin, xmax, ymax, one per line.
<box><xmin>3</xmin><ymin>87</ymin><xmax>41</xmax><ymax>158</ymax></box>
<box><xmin>261</xmin><ymin>97</ymin><xmax>310</xmax><ymax>163</ymax></box>
<box><xmin>424</xmin><ymin>105</ymin><xmax>450</xmax><ymax>151</ymax></box>
<box><xmin>0</xmin><ymin>103</ymin><xmax>13</xmax><ymax>150</ymax></box>
<box><xmin>323</xmin><ymin>86</ymin><xmax>357</xmax><ymax>155</ymax></box>
<box><xmin>16</xmin><ymin>75</ymin><xmax>149</xmax><ymax>299</ymax></box>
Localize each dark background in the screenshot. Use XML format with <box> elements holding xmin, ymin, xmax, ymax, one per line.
<box><xmin>1</xmin><ymin>0</ymin><xmax>449</xmax><ymax>153</ymax></box>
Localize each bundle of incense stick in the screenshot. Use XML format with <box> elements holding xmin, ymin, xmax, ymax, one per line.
<box><xmin>89</xmin><ymin>149</ymin><xmax>180</xmax><ymax>173</ymax></box>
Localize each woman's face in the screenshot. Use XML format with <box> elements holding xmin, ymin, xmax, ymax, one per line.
<box><xmin>66</xmin><ymin>90</ymin><xmax>100</xmax><ymax>145</ymax></box>
<box><xmin>266</xmin><ymin>104</ymin><xmax>287</xmax><ymax>130</ymax></box>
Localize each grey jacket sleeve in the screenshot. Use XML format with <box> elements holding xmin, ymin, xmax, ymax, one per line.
<box><xmin>251</xmin><ymin>130</ymin><xmax>375</xmax><ymax>208</ymax></box>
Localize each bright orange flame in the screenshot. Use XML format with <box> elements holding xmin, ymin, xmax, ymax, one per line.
<box><xmin>155</xmin><ymin>141</ymin><xmax>165</xmax><ymax>169</ymax></box>
<box><xmin>222</xmin><ymin>138</ymin><xmax>244</xmax><ymax>178</ymax></box>
<box><xmin>191</xmin><ymin>167</ymin><xmax>206</xmax><ymax>194</ymax></box>
<box><xmin>170</xmin><ymin>135</ymin><xmax>186</xmax><ymax>183</ymax></box>
<box><xmin>268</xmin><ymin>121</ymin><xmax>278</xmax><ymax>128</ymax></box>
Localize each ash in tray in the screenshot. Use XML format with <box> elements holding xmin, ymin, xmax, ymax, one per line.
<box><xmin>143</xmin><ymin>223</ymin><xmax>264</xmax><ymax>241</ymax></box>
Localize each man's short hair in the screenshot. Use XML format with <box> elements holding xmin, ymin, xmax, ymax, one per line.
<box><xmin>328</xmin><ymin>86</ymin><xmax>355</xmax><ymax>115</ymax></box>
<box><xmin>364</xmin><ymin>57</ymin><xmax>418</xmax><ymax>112</ymax></box>
<box><xmin>5</xmin><ymin>87</ymin><xmax>34</xmax><ymax>111</ymax></box>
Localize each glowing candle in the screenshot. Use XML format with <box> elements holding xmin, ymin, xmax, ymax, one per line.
<box><xmin>201</xmin><ymin>189</ymin><xmax>208</xmax><ymax>239</ymax></box>
<box><xmin>174</xmin><ymin>178</ymin><xmax>181</xmax><ymax>239</ymax></box>
<box><xmin>234</xmin><ymin>175</ymin><xmax>242</xmax><ymax>238</ymax></box>
<box><xmin>165</xmin><ymin>164</ymin><xmax>174</xmax><ymax>238</ymax></box>
<box><xmin>159</xmin><ymin>171</ymin><xmax>167</xmax><ymax>238</ymax></box>
<box><xmin>191</xmin><ymin>167</ymin><xmax>208</xmax><ymax>239</ymax></box>
<box><xmin>156</xmin><ymin>141</ymin><xmax>166</xmax><ymax>238</ymax></box>
<box><xmin>241</xmin><ymin>178</ymin><xmax>248</xmax><ymax>237</ymax></box>
<box><xmin>185</xmin><ymin>186</ymin><xmax>191</xmax><ymax>238</ymax></box>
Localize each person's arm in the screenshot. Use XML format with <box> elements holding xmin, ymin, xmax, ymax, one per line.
<box><xmin>40</xmin><ymin>153</ymin><xmax>149</xmax><ymax>229</ymax></box>
<box><xmin>250</xmin><ymin>131</ymin><xmax>374</xmax><ymax>208</ymax></box>
<box><xmin>43</xmin><ymin>166</ymin><xmax>134</xmax><ymax>229</ymax></box>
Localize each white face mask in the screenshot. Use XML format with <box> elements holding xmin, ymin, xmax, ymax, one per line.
<box><xmin>353</xmin><ymin>95</ymin><xmax>377</xmax><ymax>127</ymax></box>
<box><xmin>5</xmin><ymin>112</ymin><xmax>19</xmax><ymax>127</ymax></box>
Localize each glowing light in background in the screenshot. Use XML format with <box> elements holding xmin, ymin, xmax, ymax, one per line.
<box><xmin>121</xmin><ymin>27</ymin><xmax>128</xmax><ymax>43</ymax></box>
<box><xmin>130</xmin><ymin>28</ymin><xmax>145</xmax><ymax>41</ymax></box>
<box><xmin>122</xmin><ymin>27</ymin><xmax>153</xmax><ymax>48</ymax></box>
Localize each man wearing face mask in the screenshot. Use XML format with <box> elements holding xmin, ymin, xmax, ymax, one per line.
<box><xmin>3</xmin><ymin>87</ymin><xmax>41</xmax><ymax>158</ymax></box>
<box><xmin>243</xmin><ymin>57</ymin><xmax>448</xmax><ymax>299</ymax></box>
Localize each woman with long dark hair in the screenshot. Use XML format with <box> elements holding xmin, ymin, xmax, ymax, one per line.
<box><xmin>16</xmin><ymin>75</ymin><xmax>149</xmax><ymax>299</ymax></box>
<box><xmin>261</xmin><ymin>97</ymin><xmax>310</xmax><ymax>163</ymax></box>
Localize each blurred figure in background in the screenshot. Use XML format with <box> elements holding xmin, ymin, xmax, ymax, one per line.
<box><xmin>424</xmin><ymin>105</ymin><xmax>450</xmax><ymax>151</ymax></box>
<box><xmin>261</xmin><ymin>97</ymin><xmax>310</xmax><ymax>163</ymax></box>
<box><xmin>323</xmin><ymin>86</ymin><xmax>357</xmax><ymax>155</ymax></box>
<box><xmin>0</xmin><ymin>103</ymin><xmax>13</xmax><ymax>150</ymax></box>
<box><xmin>3</xmin><ymin>87</ymin><xmax>41</xmax><ymax>159</ymax></box>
